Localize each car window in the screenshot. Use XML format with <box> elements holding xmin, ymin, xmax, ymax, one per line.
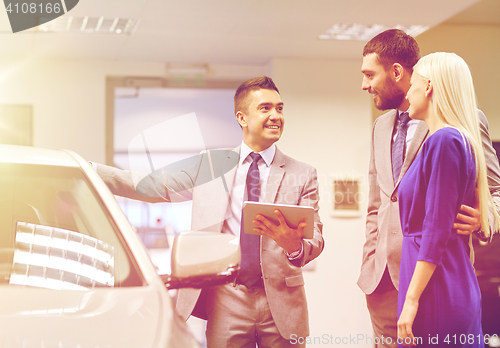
<box><xmin>0</xmin><ymin>163</ymin><xmax>144</xmax><ymax>289</ymax></box>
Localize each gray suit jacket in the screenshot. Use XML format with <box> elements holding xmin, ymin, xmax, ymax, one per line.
<box><xmin>358</xmin><ymin>110</ymin><xmax>500</xmax><ymax>295</ymax></box>
<box><xmin>97</xmin><ymin>146</ymin><xmax>324</xmax><ymax>338</ymax></box>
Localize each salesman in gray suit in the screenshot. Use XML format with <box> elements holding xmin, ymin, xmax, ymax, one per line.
<box><xmin>358</xmin><ymin>29</ymin><xmax>500</xmax><ymax>347</ymax></box>
<box><xmin>93</xmin><ymin>76</ymin><xmax>324</xmax><ymax>348</ymax></box>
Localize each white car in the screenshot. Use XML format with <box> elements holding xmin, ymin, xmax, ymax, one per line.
<box><xmin>0</xmin><ymin>144</ymin><xmax>240</xmax><ymax>348</ymax></box>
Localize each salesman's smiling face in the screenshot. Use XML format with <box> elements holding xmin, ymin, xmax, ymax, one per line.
<box><xmin>237</xmin><ymin>88</ymin><xmax>284</xmax><ymax>152</ymax></box>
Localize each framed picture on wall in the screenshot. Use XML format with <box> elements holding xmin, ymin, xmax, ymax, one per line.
<box><xmin>331</xmin><ymin>176</ymin><xmax>362</xmax><ymax>217</ymax></box>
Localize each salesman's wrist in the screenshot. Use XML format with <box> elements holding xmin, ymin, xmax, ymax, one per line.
<box><xmin>285</xmin><ymin>242</ymin><xmax>303</xmax><ymax>260</ymax></box>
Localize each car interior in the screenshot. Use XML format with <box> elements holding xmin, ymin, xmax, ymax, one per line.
<box><xmin>0</xmin><ymin>163</ymin><xmax>144</xmax><ymax>288</ymax></box>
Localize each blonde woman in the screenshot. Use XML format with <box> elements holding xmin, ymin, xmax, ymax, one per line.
<box><xmin>397</xmin><ymin>52</ymin><xmax>499</xmax><ymax>347</ymax></box>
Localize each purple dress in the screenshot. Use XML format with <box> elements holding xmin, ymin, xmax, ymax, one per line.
<box><xmin>398</xmin><ymin>127</ymin><xmax>484</xmax><ymax>347</ymax></box>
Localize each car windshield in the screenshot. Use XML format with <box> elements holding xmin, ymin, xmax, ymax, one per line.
<box><xmin>0</xmin><ymin>163</ymin><xmax>144</xmax><ymax>290</ymax></box>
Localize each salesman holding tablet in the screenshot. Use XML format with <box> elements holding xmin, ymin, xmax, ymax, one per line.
<box><xmin>93</xmin><ymin>76</ymin><xmax>324</xmax><ymax>347</ymax></box>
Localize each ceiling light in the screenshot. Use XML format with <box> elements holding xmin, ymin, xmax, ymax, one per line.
<box><xmin>33</xmin><ymin>16</ymin><xmax>139</xmax><ymax>35</ymax></box>
<box><xmin>319</xmin><ymin>24</ymin><xmax>429</xmax><ymax>41</ymax></box>
<box><xmin>166</xmin><ymin>63</ymin><xmax>210</xmax><ymax>76</ymax></box>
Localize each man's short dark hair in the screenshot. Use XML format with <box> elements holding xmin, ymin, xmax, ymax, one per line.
<box><xmin>234</xmin><ymin>76</ymin><xmax>280</xmax><ymax>114</ymax></box>
<box><xmin>363</xmin><ymin>29</ymin><xmax>420</xmax><ymax>72</ymax></box>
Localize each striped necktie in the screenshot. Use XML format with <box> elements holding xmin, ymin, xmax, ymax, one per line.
<box><xmin>392</xmin><ymin>112</ymin><xmax>410</xmax><ymax>185</ymax></box>
<box><xmin>237</xmin><ymin>152</ymin><xmax>263</xmax><ymax>288</ymax></box>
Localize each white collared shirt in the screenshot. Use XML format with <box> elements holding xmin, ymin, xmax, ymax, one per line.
<box><xmin>222</xmin><ymin>142</ymin><xmax>276</xmax><ymax>237</ymax></box>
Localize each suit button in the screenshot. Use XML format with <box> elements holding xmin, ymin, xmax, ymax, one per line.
<box><xmin>391</xmin><ymin>196</ymin><xmax>397</xmax><ymax>202</ymax></box>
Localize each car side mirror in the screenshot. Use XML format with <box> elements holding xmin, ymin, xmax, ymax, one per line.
<box><xmin>162</xmin><ymin>231</ymin><xmax>240</xmax><ymax>289</ymax></box>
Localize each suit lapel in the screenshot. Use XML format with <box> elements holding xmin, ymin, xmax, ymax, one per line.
<box><xmin>265</xmin><ymin>148</ymin><xmax>285</xmax><ymax>204</ymax></box>
<box><xmin>221</xmin><ymin>145</ymin><xmax>241</xmax><ymax>195</ymax></box>
<box><xmin>200</xmin><ymin>146</ymin><xmax>240</xmax><ymax>230</ymax></box>
<box><xmin>376</xmin><ymin>110</ymin><xmax>398</xmax><ymax>187</ymax></box>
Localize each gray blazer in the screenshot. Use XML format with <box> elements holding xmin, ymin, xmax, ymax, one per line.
<box><xmin>357</xmin><ymin>110</ymin><xmax>500</xmax><ymax>295</ymax></box>
<box><xmin>96</xmin><ymin>146</ymin><xmax>324</xmax><ymax>339</ymax></box>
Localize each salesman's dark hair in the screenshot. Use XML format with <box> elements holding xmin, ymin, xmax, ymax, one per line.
<box><xmin>363</xmin><ymin>29</ymin><xmax>420</xmax><ymax>72</ymax></box>
<box><xmin>234</xmin><ymin>76</ymin><xmax>280</xmax><ymax>114</ymax></box>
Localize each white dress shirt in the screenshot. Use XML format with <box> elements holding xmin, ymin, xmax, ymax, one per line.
<box><xmin>222</xmin><ymin>142</ymin><xmax>276</xmax><ymax>238</ymax></box>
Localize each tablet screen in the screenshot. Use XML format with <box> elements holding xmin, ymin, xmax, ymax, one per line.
<box><xmin>242</xmin><ymin>201</ymin><xmax>314</xmax><ymax>239</ymax></box>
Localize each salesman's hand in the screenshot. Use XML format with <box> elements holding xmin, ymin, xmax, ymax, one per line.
<box><xmin>252</xmin><ymin>209</ymin><xmax>306</xmax><ymax>253</ymax></box>
<box><xmin>453</xmin><ymin>189</ymin><xmax>481</xmax><ymax>235</ymax></box>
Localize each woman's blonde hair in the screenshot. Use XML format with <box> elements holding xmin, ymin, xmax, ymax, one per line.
<box><xmin>413</xmin><ymin>52</ymin><xmax>499</xmax><ymax>238</ymax></box>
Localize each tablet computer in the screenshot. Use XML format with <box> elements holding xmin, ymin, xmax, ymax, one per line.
<box><xmin>242</xmin><ymin>201</ymin><xmax>314</xmax><ymax>239</ymax></box>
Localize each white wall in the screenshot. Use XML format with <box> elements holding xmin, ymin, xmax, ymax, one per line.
<box><xmin>0</xmin><ymin>59</ymin><xmax>166</xmax><ymax>162</ymax></box>
<box><xmin>273</xmin><ymin>58</ymin><xmax>374</xmax><ymax>347</ymax></box>
<box><xmin>417</xmin><ymin>24</ymin><xmax>500</xmax><ymax>139</ymax></box>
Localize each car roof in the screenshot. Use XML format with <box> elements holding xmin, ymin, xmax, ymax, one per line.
<box><xmin>0</xmin><ymin>144</ymin><xmax>79</xmax><ymax>167</ymax></box>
